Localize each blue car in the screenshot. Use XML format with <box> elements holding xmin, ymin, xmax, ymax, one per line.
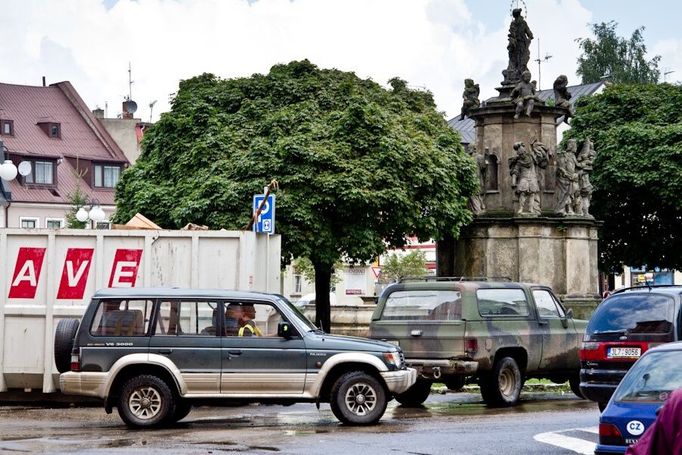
<box><xmin>596</xmin><ymin>342</ymin><xmax>682</xmax><ymax>454</ymax></box>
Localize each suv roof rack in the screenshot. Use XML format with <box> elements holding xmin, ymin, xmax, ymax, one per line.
<box><xmin>611</xmin><ymin>284</ymin><xmax>682</xmax><ymax>295</ymax></box>
<box><xmin>398</xmin><ymin>276</ymin><xmax>512</xmax><ymax>283</ymax></box>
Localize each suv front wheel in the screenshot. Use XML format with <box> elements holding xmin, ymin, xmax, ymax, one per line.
<box><xmin>480</xmin><ymin>356</ymin><xmax>523</xmax><ymax>407</ymax></box>
<box><xmin>117</xmin><ymin>375</ymin><xmax>175</xmax><ymax>428</ymax></box>
<box><xmin>330</xmin><ymin>371</ymin><xmax>387</xmax><ymax>425</ymax></box>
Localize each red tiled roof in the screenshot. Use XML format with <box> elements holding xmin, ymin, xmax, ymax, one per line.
<box><xmin>0</xmin><ymin>81</ymin><xmax>128</xmax><ymax>204</ymax></box>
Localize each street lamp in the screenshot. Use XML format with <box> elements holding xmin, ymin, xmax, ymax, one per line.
<box><xmin>76</xmin><ymin>200</ymin><xmax>107</xmax><ymax>224</ymax></box>
<box><xmin>0</xmin><ymin>140</ymin><xmax>31</xmax><ymax>181</ymax></box>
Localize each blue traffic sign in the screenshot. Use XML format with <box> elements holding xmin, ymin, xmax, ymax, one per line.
<box><xmin>253</xmin><ymin>194</ymin><xmax>275</xmax><ymax>234</ymax></box>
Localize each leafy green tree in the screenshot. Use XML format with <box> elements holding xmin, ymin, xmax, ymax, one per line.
<box><xmin>114</xmin><ymin>61</ymin><xmax>477</xmax><ymax>330</ymax></box>
<box><xmin>577</xmin><ymin>21</ymin><xmax>661</xmax><ymax>84</ymax></box>
<box><xmin>380</xmin><ymin>251</ymin><xmax>428</xmax><ymax>283</ymax></box>
<box><xmin>292</xmin><ymin>257</ymin><xmax>342</xmax><ymax>286</ymax></box>
<box><xmin>66</xmin><ymin>185</ymin><xmax>88</xmax><ymax>229</ymax></box>
<box><xmin>566</xmin><ymin>83</ymin><xmax>682</xmax><ymax>271</ymax></box>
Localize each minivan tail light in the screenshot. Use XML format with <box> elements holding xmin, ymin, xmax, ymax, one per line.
<box><xmin>599</xmin><ymin>423</ymin><xmax>624</xmax><ymax>445</ymax></box>
<box><xmin>70</xmin><ymin>349</ymin><xmax>81</xmax><ymax>372</ymax></box>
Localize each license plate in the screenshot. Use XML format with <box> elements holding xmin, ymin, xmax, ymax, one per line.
<box><xmin>607</xmin><ymin>347</ymin><xmax>641</xmax><ymax>358</ymax></box>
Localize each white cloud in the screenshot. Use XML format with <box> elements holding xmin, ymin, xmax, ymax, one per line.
<box><xmin>0</xmin><ymin>0</ymin><xmax>596</xmax><ymax>122</ymax></box>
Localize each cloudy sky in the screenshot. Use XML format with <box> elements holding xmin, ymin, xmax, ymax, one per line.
<box><xmin>1</xmin><ymin>0</ymin><xmax>679</xmax><ymax>122</ymax></box>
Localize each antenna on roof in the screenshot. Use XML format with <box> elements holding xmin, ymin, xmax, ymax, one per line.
<box><xmin>534</xmin><ymin>37</ymin><xmax>552</xmax><ymax>90</ymax></box>
<box><xmin>128</xmin><ymin>62</ymin><xmax>134</xmax><ymax>101</ymax></box>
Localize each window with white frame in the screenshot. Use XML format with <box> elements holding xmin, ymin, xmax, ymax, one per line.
<box><xmin>94</xmin><ymin>164</ymin><xmax>121</xmax><ymax>188</ymax></box>
<box><xmin>20</xmin><ymin>217</ymin><xmax>39</xmax><ymax>229</ymax></box>
<box><xmin>46</xmin><ymin>218</ymin><xmax>64</xmax><ymax>229</ymax></box>
<box><xmin>294</xmin><ymin>275</ymin><xmax>302</xmax><ymax>294</ymax></box>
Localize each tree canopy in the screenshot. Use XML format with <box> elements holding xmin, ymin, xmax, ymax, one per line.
<box><xmin>114</xmin><ymin>60</ymin><xmax>477</xmax><ymax>329</ymax></box>
<box><xmin>576</xmin><ymin>21</ymin><xmax>661</xmax><ymax>84</ymax></box>
<box><xmin>380</xmin><ymin>251</ymin><xmax>428</xmax><ymax>283</ymax></box>
<box><xmin>565</xmin><ymin>83</ymin><xmax>682</xmax><ymax>271</ymax></box>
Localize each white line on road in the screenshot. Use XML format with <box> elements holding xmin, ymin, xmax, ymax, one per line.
<box><xmin>533</xmin><ymin>427</ymin><xmax>598</xmax><ymax>454</ymax></box>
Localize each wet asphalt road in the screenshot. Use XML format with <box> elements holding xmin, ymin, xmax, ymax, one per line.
<box><xmin>0</xmin><ymin>391</ymin><xmax>600</xmax><ymax>454</ymax></box>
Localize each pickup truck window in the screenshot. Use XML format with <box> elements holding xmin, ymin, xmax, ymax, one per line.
<box><xmin>532</xmin><ymin>289</ymin><xmax>565</xmax><ymax>318</ymax></box>
<box><xmin>381</xmin><ymin>290</ymin><xmax>462</xmax><ymax>320</ymax></box>
<box><xmin>476</xmin><ymin>289</ymin><xmax>529</xmax><ymax>317</ymax></box>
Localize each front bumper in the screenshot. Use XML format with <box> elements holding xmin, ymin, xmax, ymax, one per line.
<box><xmin>381</xmin><ymin>368</ymin><xmax>417</xmax><ymax>395</ymax></box>
<box><xmin>60</xmin><ymin>372</ymin><xmax>108</xmax><ymax>398</ymax></box>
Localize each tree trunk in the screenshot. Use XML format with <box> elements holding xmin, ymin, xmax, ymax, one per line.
<box><xmin>436</xmin><ymin>234</ymin><xmax>455</xmax><ymax>277</ymax></box>
<box><xmin>313</xmin><ymin>262</ymin><xmax>332</xmax><ymax>332</ymax></box>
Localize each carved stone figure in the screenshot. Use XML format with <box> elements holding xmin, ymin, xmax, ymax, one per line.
<box><xmin>554</xmin><ymin>139</ymin><xmax>579</xmax><ymax>216</ymax></box>
<box><xmin>553</xmin><ymin>75</ymin><xmax>575</xmax><ymax>123</ymax></box>
<box><xmin>511</xmin><ymin>70</ymin><xmax>536</xmax><ymax>119</ymax></box>
<box><xmin>576</xmin><ymin>138</ymin><xmax>596</xmax><ymax>216</ymax></box>
<box><xmin>504</xmin><ymin>8</ymin><xmax>534</xmax><ymax>84</ymax></box>
<box><xmin>530</xmin><ymin>139</ymin><xmax>550</xmax><ymax>204</ymax></box>
<box><xmin>467</xmin><ymin>144</ymin><xmax>488</xmax><ymax>214</ymax></box>
<box><xmin>509</xmin><ymin>141</ymin><xmax>540</xmax><ymax>215</ymax></box>
<box><xmin>460</xmin><ymin>79</ymin><xmax>480</xmax><ymax>120</ymax></box>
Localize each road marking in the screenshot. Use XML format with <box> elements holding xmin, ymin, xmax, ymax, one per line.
<box><xmin>534</xmin><ymin>427</ymin><xmax>597</xmax><ymax>454</ymax></box>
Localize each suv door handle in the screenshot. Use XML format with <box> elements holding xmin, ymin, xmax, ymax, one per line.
<box><xmin>228</xmin><ymin>350</ymin><xmax>243</xmax><ymax>356</ymax></box>
<box><xmin>158</xmin><ymin>349</ymin><xmax>173</xmax><ymax>354</ymax></box>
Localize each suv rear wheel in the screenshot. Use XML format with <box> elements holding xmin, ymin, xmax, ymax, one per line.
<box><xmin>480</xmin><ymin>356</ymin><xmax>523</xmax><ymax>407</ymax></box>
<box><xmin>117</xmin><ymin>375</ymin><xmax>175</xmax><ymax>428</ymax></box>
<box><xmin>330</xmin><ymin>371</ymin><xmax>387</xmax><ymax>425</ymax></box>
<box><xmin>394</xmin><ymin>378</ymin><xmax>431</xmax><ymax>406</ymax></box>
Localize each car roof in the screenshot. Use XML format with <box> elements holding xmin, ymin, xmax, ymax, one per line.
<box><xmin>92</xmin><ymin>288</ymin><xmax>277</xmax><ymax>300</ymax></box>
<box><xmin>645</xmin><ymin>340</ymin><xmax>682</xmax><ymax>353</ymax></box>
<box><xmin>610</xmin><ymin>285</ymin><xmax>682</xmax><ymax>297</ymax></box>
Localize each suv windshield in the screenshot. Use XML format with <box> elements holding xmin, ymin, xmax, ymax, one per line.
<box><xmin>275</xmin><ymin>295</ymin><xmax>317</xmax><ymax>330</ymax></box>
<box><xmin>614</xmin><ymin>350</ymin><xmax>682</xmax><ymax>403</ymax></box>
<box><xmin>586</xmin><ymin>294</ymin><xmax>675</xmax><ymax>336</ymax></box>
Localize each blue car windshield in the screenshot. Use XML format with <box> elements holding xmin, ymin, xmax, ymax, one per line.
<box><xmin>614</xmin><ymin>351</ymin><xmax>682</xmax><ymax>403</ymax></box>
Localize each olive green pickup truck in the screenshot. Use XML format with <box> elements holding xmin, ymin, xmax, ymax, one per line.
<box><xmin>369</xmin><ymin>279</ymin><xmax>587</xmax><ymax>406</ymax></box>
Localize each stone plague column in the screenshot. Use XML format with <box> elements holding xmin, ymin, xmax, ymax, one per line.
<box><xmin>444</xmin><ymin>7</ymin><xmax>600</xmax><ymax>317</ymax></box>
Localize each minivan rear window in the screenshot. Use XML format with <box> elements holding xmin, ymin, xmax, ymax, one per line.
<box><xmin>381</xmin><ymin>290</ymin><xmax>462</xmax><ymax>320</ymax></box>
<box><xmin>586</xmin><ymin>294</ymin><xmax>675</xmax><ymax>336</ymax></box>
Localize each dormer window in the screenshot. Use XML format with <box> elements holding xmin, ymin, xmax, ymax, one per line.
<box><xmin>93</xmin><ymin>163</ymin><xmax>121</xmax><ymax>188</ymax></box>
<box><xmin>24</xmin><ymin>159</ymin><xmax>56</xmax><ymax>185</ymax></box>
<box><xmin>1</xmin><ymin>120</ymin><xmax>14</xmax><ymax>136</ymax></box>
<box><xmin>49</xmin><ymin>123</ymin><xmax>61</xmax><ymax>138</ymax></box>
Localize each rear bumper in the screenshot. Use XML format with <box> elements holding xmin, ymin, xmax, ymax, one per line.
<box><xmin>406</xmin><ymin>358</ymin><xmax>478</xmax><ymax>377</ymax></box>
<box><xmin>381</xmin><ymin>368</ymin><xmax>417</xmax><ymax>395</ymax></box>
<box><xmin>594</xmin><ymin>443</ymin><xmax>627</xmax><ymax>455</ymax></box>
<box><xmin>580</xmin><ymin>367</ymin><xmax>625</xmax><ymax>403</ymax></box>
<box><xmin>60</xmin><ymin>372</ymin><xmax>108</xmax><ymax>398</ymax></box>
<box><xmin>579</xmin><ymin>382</ymin><xmax>617</xmax><ymax>404</ymax></box>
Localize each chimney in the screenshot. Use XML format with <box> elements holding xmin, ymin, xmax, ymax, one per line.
<box><xmin>42</xmin><ymin>76</ymin><xmax>46</xmax><ymax>87</ymax></box>
<box><xmin>121</xmin><ymin>101</ymin><xmax>134</xmax><ymax>119</ymax></box>
<box><xmin>92</xmin><ymin>108</ymin><xmax>104</xmax><ymax>119</ymax></box>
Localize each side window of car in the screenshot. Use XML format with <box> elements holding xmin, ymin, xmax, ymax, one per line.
<box><xmin>224</xmin><ymin>301</ymin><xmax>284</xmax><ymax>337</ymax></box>
<box><xmin>155</xmin><ymin>300</ymin><xmax>218</xmax><ymax>336</ymax></box>
<box><xmin>532</xmin><ymin>289</ymin><xmax>563</xmax><ymax>318</ymax></box>
<box><xmin>90</xmin><ymin>299</ymin><xmax>153</xmax><ymax>336</ymax></box>
<box><xmin>476</xmin><ymin>289</ymin><xmax>530</xmax><ymax>317</ymax></box>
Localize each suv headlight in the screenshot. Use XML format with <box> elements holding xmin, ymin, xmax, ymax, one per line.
<box><xmin>383</xmin><ymin>351</ymin><xmax>403</xmax><ymax>369</ymax></box>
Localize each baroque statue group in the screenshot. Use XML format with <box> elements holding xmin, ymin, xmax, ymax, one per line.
<box><xmin>460</xmin><ymin>6</ymin><xmax>592</xmax><ymax>218</ymax></box>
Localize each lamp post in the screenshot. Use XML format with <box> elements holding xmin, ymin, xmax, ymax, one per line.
<box><xmin>76</xmin><ymin>199</ymin><xmax>107</xmax><ymax>228</ymax></box>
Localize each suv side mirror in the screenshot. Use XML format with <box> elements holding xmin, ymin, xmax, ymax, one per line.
<box><xmin>278</xmin><ymin>321</ymin><xmax>295</xmax><ymax>339</ymax></box>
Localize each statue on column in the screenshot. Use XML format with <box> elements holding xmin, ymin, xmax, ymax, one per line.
<box><xmin>576</xmin><ymin>138</ymin><xmax>596</xmax><ymax>216</ymax></box>
<box><xmin>460</xmin><ymin>79</ymin><xmax>480</xmax><ymax>120</ymax></box>
<box><xmin>467</xmin><ymin>144</ymin><xmax>488</xmax><ymax>215</ymax></box>
<box><xmin>553</xmin><ymin>75</ymin><xmax>575</xmax><ymax>123</ymax></box>
<box><xmin>504</xmin><ymin>8</ymin><xmax>534</xmax><ymax>84</ymax></box>
<box><xmin>554</xmin><ymin>139</ymin><xmax>579</xmax><ymax>216</ymax></box>
<box><xmin>509</xmin><ymin>141</ymin><xmax>540</xmax><ymax>215</ymax></box>
<box><xmin>511</xmin><ymin>70</ymin><xmax>536</xmax><ymax>119</ymax></box>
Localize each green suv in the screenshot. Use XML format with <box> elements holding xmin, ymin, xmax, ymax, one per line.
<box><xmin>56</xmin><ymin>288</ymin><xmax>415</xmax><ymax>427</ymax></box>
<box><xmin>369</xmin><ymin>278</ymin><xmax>586</xmax><ymax>406</ymax></box>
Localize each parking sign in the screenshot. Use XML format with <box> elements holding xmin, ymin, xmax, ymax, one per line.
<box><xmin>253</xmin><ymin>194</ymin><xmax>275</xmax><ymax>234</ymax></box>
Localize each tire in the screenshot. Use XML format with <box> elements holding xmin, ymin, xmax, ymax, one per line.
<box><xmin>169</xmin><ymin>400</ymin><xmax>192</xmax><ymax>423</ymax></box>
<box><xmin>393</xmin><ymin>378</ymin><xmax>432</xmax><ymax>406</ymax></box>
<box><xmin>117</xmin><ymin>375</ymin><xmax>175</xmax><ymax>428</ymax></box>
<box><xmin>444</xmin><ymin>376</ymin><xmax>466</xmax><ymax>392</ymax></box>
<box><xmin>330</xmin><ymin>371</ymin><xmax>388</xmax><ymax>425</ymax></box>
<box><xmin>569</xmin><ymin>375</ymin><xmax>585</xmax><ymax>399</ymax></box>
<box><xmin>480</xmin><ymin>356</ymin><xmax>523</xmax><ymax>407</ymax></box>
<box><xmin>54</xmin><ymin>319</ymin><xmax>80</xmax><ymax>373</ymax></box>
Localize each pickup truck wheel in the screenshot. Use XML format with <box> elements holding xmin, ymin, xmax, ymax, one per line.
<box><xmin>394</xmin><ymin>378</ymin><xmax>432</xmax><ymax>406</ymax></box>
<box><xmin>330</xmin><ymin>371</ymin><xmax>387</xmax><ymax>425</ymax></box>
<box><xmin>117</xmin><ymin>375</ymin><xmax>175</xmax><ymax>428</ymax></box>
<box><xmin>54</xmin><ymin>319</ymin><xmax>80</xmax><ymax>373</ymax></box>
<box><xmin>480</xmin><ymin>357</ymin><xmax>523</xmax><ymax>407</ymax></box>
<box><xmin>444</xmin><ymin>376</ymin><xmax>466</xmax><ymax>392</ymax></box>
<box><xmin>569</xmin><ymin>375</ymin><xmax>585</xmax><ymax>399</ymax></box>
